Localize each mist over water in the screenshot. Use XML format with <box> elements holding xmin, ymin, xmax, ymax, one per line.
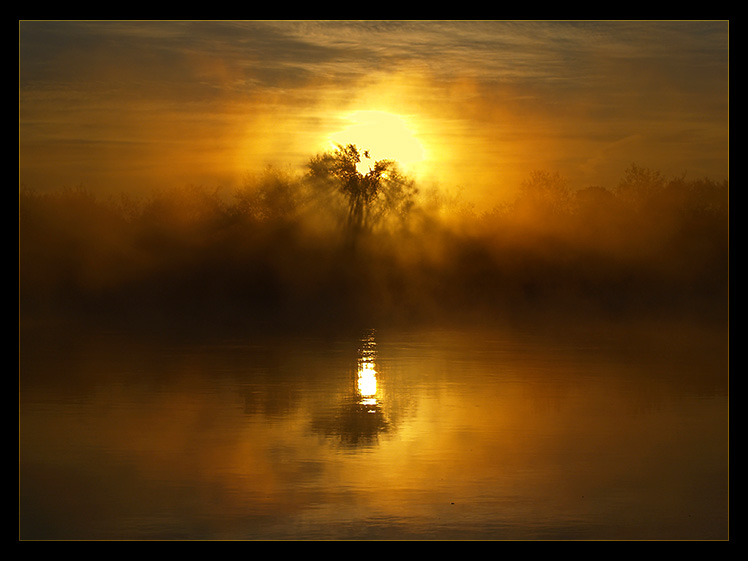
<box><xmin>19</xmin><ymin>158</ymin><xmax>728</xmax><ymax>336</ymax></box>
<box><xmin>19</xmin><ymin>19</ymin><xmax>729</xmax><ymax>540</ymax></box>
<box><xmin>19</xmin><ymin>153</ymin><xmax>729</xmax><ymax>540</ymax></box>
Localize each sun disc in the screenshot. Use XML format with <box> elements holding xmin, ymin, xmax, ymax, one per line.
<box><xmin>329</xmin><ymin>110</ymin><xmax>426</xmax><ymax>174</ymax></box>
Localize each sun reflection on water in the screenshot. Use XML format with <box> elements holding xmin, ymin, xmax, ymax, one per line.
<box><xmin>357</xmin><ymin>330</ymin><xmax>379</xmax><ymax>412</ymax></box>
<box><xmin>309</xmin><ymin>329</ymin><xmax>389</xmax><ymax>448</ymax></box>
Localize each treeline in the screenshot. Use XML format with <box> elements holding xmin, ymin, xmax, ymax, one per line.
<box><xmin>19</xmin><ymin>155</ymin><xmax>729</xmax><ymax>334</ymax></box>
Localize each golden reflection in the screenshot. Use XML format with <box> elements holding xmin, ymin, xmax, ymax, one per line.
<box><xmin>310</xmin><ymin>329</ymin><xmax>389</xmax><ymax>448</ymax></box>
<box><xmin>356</xmin><ymin>331</ymin><xmax>379</xmax><ymax>412</ymax></box>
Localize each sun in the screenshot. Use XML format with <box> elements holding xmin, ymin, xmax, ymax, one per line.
<box><xmin>328</xmin><ymin>110</ymin><xmax>427</xmax><ymax>174</ymax></box>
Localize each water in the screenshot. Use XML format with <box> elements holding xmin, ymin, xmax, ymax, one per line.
<box><xmin>19</xmin><ymin>321</ymin><xmax>729</xmax><ymax>540</ymax></box>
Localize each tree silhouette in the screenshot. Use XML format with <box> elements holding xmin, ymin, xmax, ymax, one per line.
<box><xmin>614</xmin><ymin>164</ymin><xmax>666</xmax><ymax>211</ymax></box>
<box><xmin>517</xmin><ymin>170</ymin><xmax>571</xmax><ymax>215</ymax></box>
<box><xmin>307</xmin><ymin>144</ymin><xmax>417</xmax><ymax>247</ymax></box>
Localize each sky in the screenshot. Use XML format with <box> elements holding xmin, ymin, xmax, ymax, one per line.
<box><xmin>19</xmin><ymin>20</ymin><xmax>729</xmax><ymax>208</ymax></box>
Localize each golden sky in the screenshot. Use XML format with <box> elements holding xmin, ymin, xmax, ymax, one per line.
<box><xmin>19</xmin><ymin>20</ymin><xmax>729</xmax><ymax>208</ymax></box>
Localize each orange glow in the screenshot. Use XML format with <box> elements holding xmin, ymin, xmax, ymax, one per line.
<box><xmin>19</xmin><ymin>21</ymin><xmax>729</xmax><ymax>212</ymax></box>
<box><xmin>328</xmin><ymin>110</ymin><xmax>426</xmax><ymax>175</ymax></box>
<box><xmin>356</xmin><ymin>332</ymin><xmax>379</xmax><ymax>410</ymax></box>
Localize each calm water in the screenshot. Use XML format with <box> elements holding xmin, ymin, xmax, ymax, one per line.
<box><xmin>19</xmin><ymin>321</ymin><xmax>729</xmax><ymax>540</ymax></box>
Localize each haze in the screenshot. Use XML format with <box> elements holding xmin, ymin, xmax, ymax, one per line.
<box><xmin>19</xmin><ymin>21</ymin><xmax>730</xmax><ymax>541</ymax></box>
<box><xmin>19</xmin><ymin>20</ymin><xmax>728</xmax><ymax>208</ymax></box>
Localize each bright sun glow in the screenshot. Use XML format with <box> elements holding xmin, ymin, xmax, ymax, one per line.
<box><xmin>357</xmin><ymin>362</ymin><xmax>378</xmax><ymax>398</ymax></box>
<box><xmin>329</xmin><ymin>110</ymin><xmax>426</xmax><ymax>175</ymax></box>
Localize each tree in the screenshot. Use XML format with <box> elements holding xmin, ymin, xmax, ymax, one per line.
<box><xmin>234</xmin><ymin>166</ymin><xmax>301</xmax><ymax>224</ymax></box>
<box><xmin>307</xmin><ymin>144</ymin><xmax>418</xmax><ymax>246</ymax></box>
<box><xmin>515</xmin><ymin>170</ymin><xmax>572</xmax><ymax>219</ymax></box>
<box><xmin>614</xmin><ymin>164</ymin><xmax>666</xmax><ymax>210</ymax></box>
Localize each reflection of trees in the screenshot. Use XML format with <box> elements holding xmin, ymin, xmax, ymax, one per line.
<box><xmin>312</xmin><ymin>395</ymin><xmax>390</xmax><ymax>449</ymax></box>
<box><xmin>310</xmin><ymin>330</ymin><xmax>391</xmax><ymax>449</ymax></box>
<box><xmin>242</xmin><ymin>382</ymin><xmax>299</xmax><ymax>419</ymax></box>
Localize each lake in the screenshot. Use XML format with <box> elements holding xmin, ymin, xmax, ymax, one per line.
<box><xmin>19</xmin><ymin>319</ymin><xmax>729</xmax><ymax>540</ymax></box>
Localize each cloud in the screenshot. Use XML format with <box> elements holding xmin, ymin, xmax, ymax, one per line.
<box><xmin>19</xmin><ymin>21</ymin><xmax>729</xmax><ymax>202</ymax></box>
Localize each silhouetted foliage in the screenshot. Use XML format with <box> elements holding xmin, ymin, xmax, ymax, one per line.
<box><xmin>516</xmin><ymin>170</ymin><xmax>572</xmax><ymax>218</ymax></box>
<box><xmin>234</xmin><ymin>167</ymin><xmax>303</xmax><ymax>224</ymax></box>
<box><xmin>18</xmin><ymin>159</ymin><xmax>728</xmax><ymax>334</ymax></box>
<box><xmin>615</xmin><ymin>164</ymin><xmax>666</xmax><ymax>209</ymax></box>
<box><xmin>307</xmin><ymin>144</ymin><xmax>418</xmax><ymax>246</ymax></box>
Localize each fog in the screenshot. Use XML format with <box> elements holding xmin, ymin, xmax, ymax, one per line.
<box><xmin>19</xmin><ymin>146</ymin><xmax>728</xmax><ymax>338</ymax></box>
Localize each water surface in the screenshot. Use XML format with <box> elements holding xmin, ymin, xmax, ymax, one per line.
<box><xmin>19</xmin><ymin>321</ymin><xmax>729</xmax><ymax>540</ymax></box>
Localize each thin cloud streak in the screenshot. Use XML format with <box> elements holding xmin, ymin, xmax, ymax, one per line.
<box><xmin>19</xmin><ymin>20</ymin><xmax>728</xmax><ymax>205</ymax></box>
